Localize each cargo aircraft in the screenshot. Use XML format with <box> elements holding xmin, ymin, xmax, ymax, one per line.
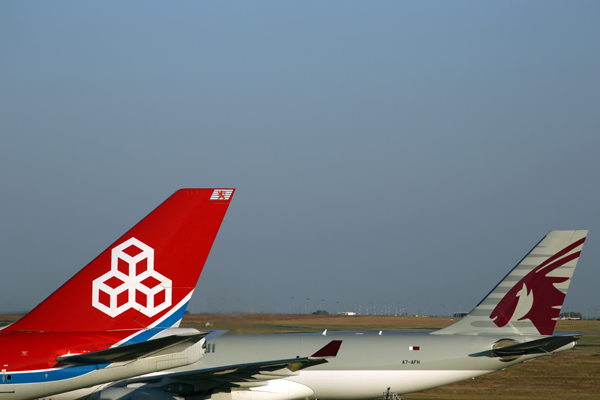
<box><xmin>50</xmin><ymin>230</ymin><xmax>588</xmax><ymax>400</ymax></box>
<box><xmin>0</xmin><ymin>188</ymin><xmax>238</xmax><ymax>400</ymax></box>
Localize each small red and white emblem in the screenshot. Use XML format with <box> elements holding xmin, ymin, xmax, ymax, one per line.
<box><xmin>210</xmin><ymin>189</ymin><xmax>233</xmax><ymax>201</ymax></box>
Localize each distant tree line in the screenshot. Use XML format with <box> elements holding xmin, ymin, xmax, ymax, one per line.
<box><xmin>559</xmin><ymin>311</ymin><xmax>582</xmax><ymax>319</ymax></box>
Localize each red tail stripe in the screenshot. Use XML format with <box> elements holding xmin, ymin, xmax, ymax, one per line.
<box><xmin>536</xmin><ymin>251</ymin><xmax>581</xmax><ymax>276</ymax></box>
<box><xmin>534</xmin><ymin>237</ymin><xmax>585</xmax><ymax>273</ymax></box>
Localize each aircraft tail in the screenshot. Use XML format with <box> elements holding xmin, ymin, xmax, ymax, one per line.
<box><xmin>433</xmin><ymin>230</ymin><xmax>588</xmax><ymax>336</ymax></box>
<box><xmin>4</xmin><ymin>188</ymin><xmax>234</xmax><ymax>333</ymax></box>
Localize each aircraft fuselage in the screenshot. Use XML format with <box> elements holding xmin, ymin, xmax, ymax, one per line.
<box><xmin>167</xmin><ymin>332</ymin><xmax>574</xmax><ymax>399</ymax></box>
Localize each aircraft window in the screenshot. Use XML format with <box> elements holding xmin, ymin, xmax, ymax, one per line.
<box><xmin>6</xmin><ymin>375</ymin><xmax>11</xmax><ymax>381</ymax></box>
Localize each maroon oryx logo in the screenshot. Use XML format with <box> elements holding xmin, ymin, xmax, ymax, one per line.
<box><xmin>489</xmin><ymin>238</ymin><xmax>585</xmax><ymax>335</ymax></box>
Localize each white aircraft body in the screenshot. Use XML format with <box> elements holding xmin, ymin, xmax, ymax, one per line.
<box><xmin>45</xmin><ymin>230</ymin><xmax>588</xmax><ymax>400</ymax></box>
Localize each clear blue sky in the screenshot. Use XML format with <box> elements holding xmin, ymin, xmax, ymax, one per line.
<box><xmin>1</xmin><ymin>1</ymin><xmax>599</xmax><ymax>317</ymax></box>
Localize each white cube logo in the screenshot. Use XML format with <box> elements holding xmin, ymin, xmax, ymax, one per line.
<box><xmin>92</xmin><ymin>238</ymin><xmax>172</xmax><ymax>318</ymax></box>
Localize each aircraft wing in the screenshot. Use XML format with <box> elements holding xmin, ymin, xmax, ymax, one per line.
<box><xmin>123</xmin><ymin>340</ymin><xmax>342</xmax><ymax>394</ymax></box>
<box><xmin>57</xmin><ymin>332</ymin><xmax>208</xmax><ymax>364</ymax></box>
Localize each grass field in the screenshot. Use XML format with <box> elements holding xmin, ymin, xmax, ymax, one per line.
<box><xmin>2</xmin><ymin>313</ymin><xmax>598</xmax><ymax>399</ymax></box>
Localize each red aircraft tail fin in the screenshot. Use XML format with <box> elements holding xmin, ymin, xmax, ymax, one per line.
<box><xmin>5</xmin><ymin>188</ymin><xmax>234</xmax><ymax>333</ymax></box>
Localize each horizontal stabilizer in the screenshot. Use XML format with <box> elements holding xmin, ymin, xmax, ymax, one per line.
<box><xmin>493</xmin><ymin>334</ymin><xmax>580</xmax><ymax>357</ymax></box>
<box><xmin>57</xmin><ymin>332</ymin><xmax>207</xmax><ymax>364</ymax></box>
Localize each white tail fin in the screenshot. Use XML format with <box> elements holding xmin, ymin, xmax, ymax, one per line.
<box><xmin>433</xmin><ymin>230</ymin><xmax>588</xmax><ymax>336</ymax></box>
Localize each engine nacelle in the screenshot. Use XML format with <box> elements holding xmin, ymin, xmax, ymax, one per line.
<box><xmin>210</xmin><ymin>380</ymin><xmax>313</xmax><ymax>400</ymax></box>
<box><xmin>92</xmin><ymin>379</ymin><xmax>312</xmax><ymax>400</ymax></box>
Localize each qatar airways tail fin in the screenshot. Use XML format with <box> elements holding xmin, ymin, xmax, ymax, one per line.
<box><xmin>5</xmin><ymin>188</ymin><xmax>235</xmax><ymax>332</ymax></box>
<box><xmin>433</xmin><ymin>230</ymin><xmax>588</xmax><ymax>336</ymax></box>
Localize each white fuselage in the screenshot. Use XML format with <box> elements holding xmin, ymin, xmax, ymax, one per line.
<box><xmin>49</xmin><ymin>332</ymin><xmax>574</xmax><ymax>400</ymax></box>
